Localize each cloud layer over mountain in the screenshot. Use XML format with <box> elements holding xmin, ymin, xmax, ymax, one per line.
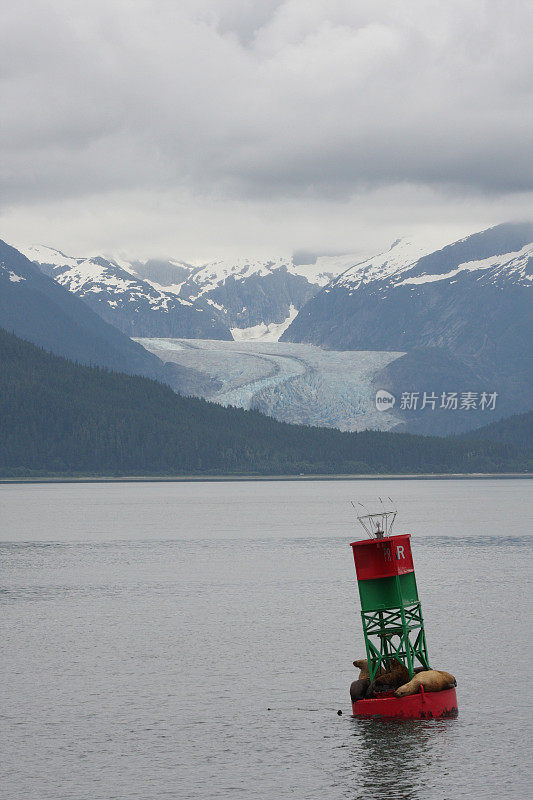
<box><xmin>1</xmin><ymin>1</ymin><xmax>532</xmax><ymax>258</ymax></box>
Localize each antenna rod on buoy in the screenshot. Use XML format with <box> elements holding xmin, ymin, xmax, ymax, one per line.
<box><xmin>350</xmin><ymin>501</ymin><xmax>396</xmax><ymax>540</ymax></box>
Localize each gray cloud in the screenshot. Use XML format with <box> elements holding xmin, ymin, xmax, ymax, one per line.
<box><xmin>1</xmin><ymin>0</ymin><xmax>532</xmax><ymax>256</ymax></box>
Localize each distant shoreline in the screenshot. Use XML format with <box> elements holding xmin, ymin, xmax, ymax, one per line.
<box><xmin>1</xmin><ymin>473</ymin><xmax>531</xmax><ymax>484</ymax></box>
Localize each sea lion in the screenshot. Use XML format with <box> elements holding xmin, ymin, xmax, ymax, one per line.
<box><xmin>353</xmin><ymin>659</ymin><xmax>371</xmax><ymax>680</ymax></box>
<box><xmin>351</xmin><ymin>659</ymin><xmax>372</xmax><ymax>702</ymax></box>
<box><xmin>353</xmin><ymin>658</ymin><xmax>386</xmax><ymax>680</ymax></box>
<box><xmin>350</xmin><ymin>678</ymin><xmax>370</xmax><ymax>702</ymax></box>
<box><xmin>394</xmin><ymin>670</ymin><xmax>457</xmax><ymax>697</ymax></box>
<box><xmin>371</xmin><ymin>659</ymin><xmax>410</xmax><ymax>693</ymax></box>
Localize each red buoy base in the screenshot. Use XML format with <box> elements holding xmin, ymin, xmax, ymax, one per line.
<box><xmin>352</xmin><ymin>687</ymin><xmax>458</xmax><ymax>719</ymax></box>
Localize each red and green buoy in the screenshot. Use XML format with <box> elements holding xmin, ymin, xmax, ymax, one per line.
<box><xmin>349</xmin><ymin>506</ymin><xmax>458</xmax><ymax>719</ymax></box>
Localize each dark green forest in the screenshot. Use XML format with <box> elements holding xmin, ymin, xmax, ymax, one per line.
<box><xmin>459</xmin><ymin>410</ymin><xmax>533</xmax><ymax>449</ymax></box>
<box><xmin>0</xmin><ymin>328</ymin><xmax>530</xmax><ymax>477</ymax></box>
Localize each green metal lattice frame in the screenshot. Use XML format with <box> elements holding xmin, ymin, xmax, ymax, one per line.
<box><xmin>361</xmin><ymin>601</ymin><xmax>430</xmax><ymax>682</ymax></box>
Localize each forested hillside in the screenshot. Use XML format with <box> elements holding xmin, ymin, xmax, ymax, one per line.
<box><xmin>1</xmin><ymin>329</ymin><xmax>530</xmax><ymax>477</ymax></box>
<box><xmin>460</xmin><ymin>411</ymin><xmax>533</xmax><ymax>449</ymax></box>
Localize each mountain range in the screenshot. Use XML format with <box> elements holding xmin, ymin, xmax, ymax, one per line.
<box><xmin>5</xmin><ymin>221</ymin><xmax>533</xmax><ymax>436</ymax></box>
<box><xmin>19</xmin><ymin>245</ymin><xmax>346</xmax><ymax>341</ymax></box>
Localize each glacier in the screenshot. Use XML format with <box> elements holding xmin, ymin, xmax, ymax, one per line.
<box><xmin>135</xmin><ymin>337</ymin><xmax>405</xmax><ymax>432</ymax></box>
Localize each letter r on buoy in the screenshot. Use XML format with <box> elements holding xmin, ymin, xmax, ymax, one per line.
<box><xmin>396</xmin><ymin>545</ymin><xmax>405</xmax><ymax>560</ymax></box>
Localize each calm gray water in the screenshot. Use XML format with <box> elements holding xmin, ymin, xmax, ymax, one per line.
<box><xmin>1</xmin><ymin>479</ymin><xmax>532</xmax><ymax>799</ymax></box>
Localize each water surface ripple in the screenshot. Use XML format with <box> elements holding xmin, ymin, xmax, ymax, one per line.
<box><xmin>1</xmin><ymin>479</ymin><xmax>531</xmax><ymax>799</ymax></box>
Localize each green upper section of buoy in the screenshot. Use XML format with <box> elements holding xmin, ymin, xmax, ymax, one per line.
<box><xmin>357</xmin><ymin>572</ymin><xmax>419</xmax><ymax>612</ymax></box>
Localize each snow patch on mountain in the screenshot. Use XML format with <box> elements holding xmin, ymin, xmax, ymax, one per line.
<box><xmin>28</xmin><ymin>255</ymin><xmax>196</xmax><ymax>313</ymax></box>
<box><xmin>289</xmin><ymin>255</ymin><xmax>357</xmax><ymax>286</ymax></box>
<box><xmin>19</xmin><ymin>244</ymin><xmax>139</xmax><ymax>276</ymax></box>
<box><xmin>334</xmin><ymin>235</ymin><xmax>454</xmax><ymax>291</ymax></box>
<box><xmin>54</xmin><ymin>262</ymin><xmax>136</xmax><ymax>294</ymax></box>
<box><xmin>395</xmin><ymin>243</ymin><xmax>533</xmax><ymax>287</ymax></box>
<box><xmin>177</xmin><ymin>254</ymin><xmax>347</xmax><ymax>300</ymax></box>
<box><xmin>231</xmin><ymin>304</ymin><xmax>298</xmax><ymax>342</ymax></box>
<box><xmin>144</xmin><ymin>278</ymin><xmax>188</xmax><ymax>296</ymax></box>
<box><xmin>181</xmin><ymin>256</ymin><xmax>290</xmax><ymax>299</ymax></box>
<box><xmin>0</xmin><ymin>261</ymin><xmax>27</xmax><ymax>283</ymax></box>
<box><xmin>18</xmin><ymin>244</ymin><xmax>82</xmax><ymax>270</ymax></box>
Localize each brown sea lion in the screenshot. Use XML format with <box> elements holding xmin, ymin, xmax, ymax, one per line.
<box><xmin>351</xmin><ymin>659</ymin><xmax>372</xmax><ymax>702</ymax></box>
<box><xmin>394</xmin><ymin>670</ymin><xmax>457</xmax><ymax>697</ymax></box>
<box><xmin>371</xmin><ymin>659</ymin><xmax>410</xmax><ymax>693</ymax></box>
<box><xmin>350</xmin><ymin>678</ymin><xmax>370</xmax><ymax>702</ymax></box>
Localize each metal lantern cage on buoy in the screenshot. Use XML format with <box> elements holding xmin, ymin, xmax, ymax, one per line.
<box><xmin>349</xmin><ymin>502</ymin><xmax>458</xmax><ymax>719</ymax></box>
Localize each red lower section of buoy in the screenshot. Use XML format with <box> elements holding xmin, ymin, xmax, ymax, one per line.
<box><xmin>352</xmin><ymin>687</ymin><xmax>458</xmax><ymax>719</ymax></box>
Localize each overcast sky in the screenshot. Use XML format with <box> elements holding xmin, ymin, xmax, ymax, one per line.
<box><xmin>1</xmin><ymin>0</ymin><xmax>532</xmax><ymax>261</ymax></box>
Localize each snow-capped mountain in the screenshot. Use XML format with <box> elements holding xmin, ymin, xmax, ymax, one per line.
<box><xmin>179</xmin><ymin>254</ymin><xmax>342</xmax><ymax>297</ymax></box>
<box><xmin>20</xmin><ymin>246</ymin><xmax>347</xmax><ymax>341</ymax></box>
<box><xmin>19</xmin><ymin>245</ymin><xmax>232</xmax><ymax>340</ymax></box>
<box><xmin>282</xmin><ymin>222</ymin><xmax>533</xmax><ymax>432</ymax></box>
<box><xmin>332</xmin><ymin>235</ymin><xmax>454</xmax><ymax>292</ymax></box>
<box><xmin>0</xmin><ymin>240</ymin><xmax>171</xmax><ymax>379</ymax></box>
<box><xmin>176</xmin><ymin>255</ymin><xmax>331</xmax><ymax>338</ymax></box>
<box><xmin>130</xmin><ymin>253</ymin><xmax>348</xmax><ymax>336</ymax></box>
<box><xmin>282</xmin><ymin>223</ymin><xmax>533</xmax><ymax>352</ymax></box>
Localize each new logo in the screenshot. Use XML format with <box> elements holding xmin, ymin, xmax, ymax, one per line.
<box><xmin>375</xmin><ymin>389</ymin><xmax>396</xmax><ymax>411</ymax></box>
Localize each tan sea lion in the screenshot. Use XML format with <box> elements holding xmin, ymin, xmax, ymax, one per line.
<box><xmin>352</xmin><ymin>659</ymin><xmax>371</xmax><ymax>680</ymax></box>
<box><xmin>353</xmin><ymin>658</ymin><xmax>387</xmax><ymax>680</ymax></box>
<box><xmin>394</xmin><ymin>670</ymin><xmax>456</xmax><ymax>697</ymax></box>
